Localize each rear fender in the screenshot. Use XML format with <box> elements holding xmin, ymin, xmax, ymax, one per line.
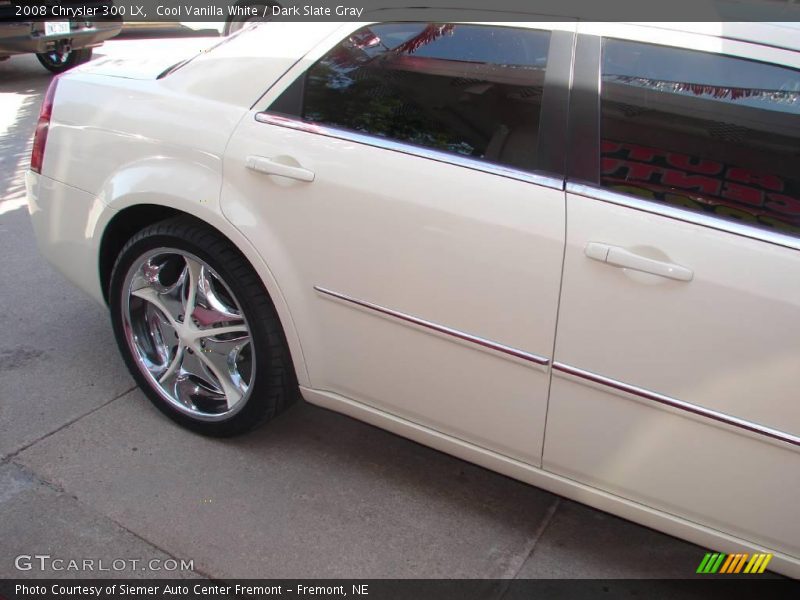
<box><xmin>97</xmin><ymin>158</ymin><xmax>310</xmax><ymax>386</ymax></box>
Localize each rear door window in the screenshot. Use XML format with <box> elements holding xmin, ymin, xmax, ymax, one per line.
<box><xmin>600</xmin><ymin>39</ymin><xmax>800</xmax><ymax>237</ymax></box>
<box><xmin>270</xmin><ymin>23</ymin><xmax>552</xmax><ymax>173</ymax></box>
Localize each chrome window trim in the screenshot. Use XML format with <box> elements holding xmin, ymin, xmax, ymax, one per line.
<box><xmin>314</xmin><ymin>285</ymin><xmax>550</xmax><ymax>367</ymax></box>
<box><xmin>553</xmin><ymin>362</ymin><xmax>800</xmax><ymax>449</ymax></box>
<box><xmin>567</xmin><ymin>182</ymin><xmax>800</xmax><ymax>253</ymax></box>
<box><xmin>255</xmin><ymin>112</ymin><xmax>565</xmax><ymax>191</ymax></box>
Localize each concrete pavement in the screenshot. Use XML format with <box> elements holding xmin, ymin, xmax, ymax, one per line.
<box><xmin>1</xmin><ymin>40</ymin><xmax>712</xmax><ymax>584</ymax></box>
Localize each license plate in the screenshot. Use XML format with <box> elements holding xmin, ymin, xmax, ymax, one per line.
<box><xmin>44</xmin><ymin>22</ymin><xmax>70</xmax><ymax>36</ymax></box>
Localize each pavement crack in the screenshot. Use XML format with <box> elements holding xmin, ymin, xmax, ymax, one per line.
<box><xmin>9</xmin><ymin>460</ymin><xmax>66</xmax><ymax>494</ymax></box>
<box><xmin>8</xmin><ymin>459</ymin><xmax>209</xmax><ymax>580</ymax></box>
<box><xmin>79</xmin><ymin>506</ymin><xmax>212</xmax><ymax>580</ymax></box>
<box><xmin>0</xmin><ymin>385</ymin><xmax>136</xmax><ymax>465</ymax></box>
<box><xmin>495</xmin><ymin>496</ymin><xmax>561</xmax><ymax>597</ymax></box>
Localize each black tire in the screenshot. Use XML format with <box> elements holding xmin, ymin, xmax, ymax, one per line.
<box><xmin>36</xmin><ymin>47</ymin><xmax>93</xmax><ymax>73</ymax></box>
<box><xmin>109</xmin><ymin>216</ymin><xmax>297</xmax><ymax>436</ymax></box>
<box><xmin>223</xmin><ymin>1</ymin><xmax>278</xmax><ymax>36</ymax></box>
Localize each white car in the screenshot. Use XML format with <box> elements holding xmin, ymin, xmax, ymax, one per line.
<box><xmin>27</xmin><ymin>21</ymin><xmax>800</xmax><ymax>577</ymax></box>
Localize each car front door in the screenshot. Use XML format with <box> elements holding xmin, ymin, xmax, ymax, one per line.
<box><xmin>544</xmin><ymin>26</ymin><xmax>800</xmax><ymax>559</ymax></box>
<box><xmin>222</xmin><ymin>22</ymin><xmax>574</xmax><ymax>465</ymax></box>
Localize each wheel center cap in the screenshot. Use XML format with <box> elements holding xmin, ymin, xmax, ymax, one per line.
<box><xmin>175</xmin><ymin>318</ymin><xmax>202</xmax><ymax>346</ymax></box>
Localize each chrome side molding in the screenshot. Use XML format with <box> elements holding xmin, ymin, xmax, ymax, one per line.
<box><xmin>315</xmin><ymin>285</ymin><xmax>798</xmax><ymax>448</ymax></box>
<box><xmin>314</xmin><ymin>285</ymin><xmax>551</xmax><ymax>367</ymax></box>
<box><xmin>255</xmin><ymin>112</ymin><xmax>565</xmax><ymax>192</ymax></box>
<box><xmin>553</xmin><ymin>362</ymin><xmax>800</xmax><ymax>449</ymax></box>
<box><xmin>567</xmin><ymin>182</ymin><xmax>800</xmax><ymax>253</ymax></box>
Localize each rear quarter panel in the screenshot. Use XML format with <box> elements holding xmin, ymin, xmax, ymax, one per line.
<box><xmin>36</xmin><ymin>23</ymin><xmax>346</xmax><ymax>386</ymax></box>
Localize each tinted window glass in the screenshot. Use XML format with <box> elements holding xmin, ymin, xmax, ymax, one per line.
<box><xmin>600</xmin><ymin>39</ymin><xmax>800</xmax><ymax>237</ymax></box>
<box><xmin>273</xmin><ymin>23</ymin><xmax>550</xmax><ymax>172</ymax></box>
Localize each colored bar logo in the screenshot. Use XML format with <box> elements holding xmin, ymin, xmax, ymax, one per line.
<box><xmin>696</xmin><ymin>552</ymin><xmax>773</xmax><ymax>574</ymax></box>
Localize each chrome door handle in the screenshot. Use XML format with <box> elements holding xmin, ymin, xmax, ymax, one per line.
<box><xmin>584</xmin><ymin>242</ymin><xmax>694</xmax><ymax>282</ymax></box>
<box><xmin>245</xmin><ymin>155</ymin><xmax>315</xmax><ymax>182</ymax></box>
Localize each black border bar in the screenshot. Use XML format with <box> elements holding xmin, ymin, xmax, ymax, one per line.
<box><xmin>3</xmin><ymin>0</ymin><xmax>800</xmax><ymax>23</ymax></box>
<box><xmin>1</xmin><ymin>579</ymin><xmax>797</xmax><ymax>600</ymax></box>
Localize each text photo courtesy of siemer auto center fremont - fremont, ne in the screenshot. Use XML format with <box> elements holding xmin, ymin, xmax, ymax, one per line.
<box><xmin>1</xmin><ymin>0</ymin><xmax>800</xmax><ymax>598</ymax></box>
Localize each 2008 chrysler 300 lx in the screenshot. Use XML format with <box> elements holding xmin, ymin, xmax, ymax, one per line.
<box><xmin>26</xmin><ymin>20</ymin><xmax>800</xmax><ymax>577</ymax></box>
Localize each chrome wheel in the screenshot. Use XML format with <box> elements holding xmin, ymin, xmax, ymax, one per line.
<box><xmin>122</xmin><ymin>249</ymin><xmax>255</xmax><ymax>421</ymax></box>
<box><xmin>40</xmin><ymin>50</ymin><xmax>69</xmax><ymax>66</ymax></box>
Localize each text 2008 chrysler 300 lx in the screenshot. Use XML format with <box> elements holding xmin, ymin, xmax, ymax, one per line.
<box><xmin>26</xmin><ymin>20</ymin><xmax>800</xmax><ymax>576</ymax></box>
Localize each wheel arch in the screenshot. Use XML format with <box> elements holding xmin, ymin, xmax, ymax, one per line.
<box><xmin>98</xmin><ymin>200</ymin><xmax>310</xmax><ymax>387</ymax></box>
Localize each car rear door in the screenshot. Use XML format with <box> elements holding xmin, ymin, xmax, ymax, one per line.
<box><xmin>544</xmin><ymin>24</ymin><xmax>800</xmax><ymax>559</ymax></box>
<box><xmin>222</xmin><ymin>22</ymin><xmax>575</xmax><ymax>465</ymax></box>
